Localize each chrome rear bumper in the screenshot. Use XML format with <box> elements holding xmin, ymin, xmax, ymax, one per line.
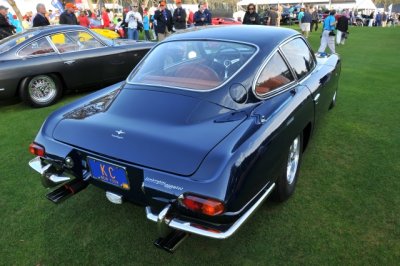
<box><xmin>146</xmin><ymin>183</ymin><xmax>275</xmax><ymax>239</ymax></box>
<box><xmin>29</xmin><ymin>156</ymin><xmax>71</xmax><ymax>187</ymax></box>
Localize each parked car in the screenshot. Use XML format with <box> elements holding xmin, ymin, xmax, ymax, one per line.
<box><xmin>29</xmin><ymin>26</ymin><xmax>341</xmax><ymax>252</ymax></box>
<box><xmin>0</xmin><ymin>25</ymin><xmax>153</xmax><ymax>107</ymax></box>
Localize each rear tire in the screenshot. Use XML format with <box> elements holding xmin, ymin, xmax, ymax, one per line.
<box><xmin>20</xmin><ymin>74</ymin><xmax>62</xmax><ymax>107</ymax></box>
<box><xmin>272</xmin><ymin>133</ymin><xmax>303</xmax><ymax>202</ymax></box>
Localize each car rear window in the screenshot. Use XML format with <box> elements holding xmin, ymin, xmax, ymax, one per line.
<box><xmin>128</xmin><ymin>40</ymin><xmax>257</xmax><ymax>91</ymax></box>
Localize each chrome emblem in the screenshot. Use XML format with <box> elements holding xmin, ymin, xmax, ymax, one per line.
<box><xmin>112</xmin><ymin>129</ymin><xmax>125</xmax><ymax>139</ymax></box>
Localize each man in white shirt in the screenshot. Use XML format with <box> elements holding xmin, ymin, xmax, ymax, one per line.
<box><xmin>125</xmin><ymin>3</ymin><xmax>142</xmax><ymax>41</ymax></box>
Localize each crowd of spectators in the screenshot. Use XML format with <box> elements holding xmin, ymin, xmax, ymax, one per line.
<box><xmin>1</xmin><ymin>1</ymin><xmax>399</xmax><ymax>42</ymax></box>
<box><xmin>0</xmin><ymin>1</ymin><xmax>213</xmax><ymax>42</ymax></box>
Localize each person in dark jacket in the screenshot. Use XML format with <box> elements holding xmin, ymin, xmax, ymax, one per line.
<box><xmin>311</xmin><ymin>6</ymin><xmax>319</xmax><ymax>32</ymax></box>
<box><xmin>59</xmin><ymin>3</ymin><xmax>78</xmax><ymax>25</ymax></box>
<box><xmin>173</xmin><ymin>0</ymin><xmax>187</xmax><ymax>30</ymax></box>
<box><xmin>0</xmin><ymin>5</ymin><xmax>15</xmax><ymax>40</ymax></box>
<box><xmin>336</xmin><ymin>13</ymin><xmax>349</xmax><ymax>45</ymax></box>
<box><xmin>194</xmin><ymin>3</ymin><xmax>211</xmax><ymax>26</ymax></box>
<box><xmin>154</xmin><ymin>1</ymin><xmax>173</xmax><ymax>41</ymax></box>
<box><xmin>242</xmin><ymin>3</ymin><xmax>260</xmax><ymax>25</ymax></box>
<box><xmin>32</xmin><ymin>3</ymin><xmax>50</xmax><ymax>27</ymax></box>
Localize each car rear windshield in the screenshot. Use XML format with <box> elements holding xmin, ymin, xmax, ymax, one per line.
<box><xmin>128</xmin><ymin>40</ymin><xmax>257</xmax><ymax>91</ymax></box>
<box><xmin>0</xmin><ymin>30</ymin><xmax>41</xmax><ymax>54</ymax></box>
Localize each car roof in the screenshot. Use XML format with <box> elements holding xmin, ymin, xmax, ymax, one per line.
<box><xmin>24</xmin><ymin>24</ymin><xmax>89</xmax><ymax>34</ymax></box>
<box><xmin>166</xmin><ymin>25</ymin><xmax>299</xmax><ymax>50</ymax></box>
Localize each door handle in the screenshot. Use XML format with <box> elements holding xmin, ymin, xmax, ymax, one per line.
<box><xmin>64</xmin><ymin>60</ymin><xmax>76</xmax><ymax>65</ymax></box>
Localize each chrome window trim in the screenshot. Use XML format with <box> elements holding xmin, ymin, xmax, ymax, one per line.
<box><xmin>280</xmin><ymin>36</ymin><xmax>317</xmax><ymax>83</ymax></box>
<box><xmin>15</xmin><ymin>29</ymin><xmax>108</xmax><ymax>58</ymax></box>
<box><xmin>16</xmin><ymin>36</ymin><xmax>57</xmax><ymax>58</ymax></box>
<box><xmin>252</xmin><ymin>48</ymin><xmax>296</xmax><ymax>100</ymax></box>
<box><xmin>252</xmin><ymin>35</ymin><xmax>317</xmax><ymax>100</ymax></box>
<box><xmin>48</xmin><ymin>30</ymin><xmax>107</xmax><ymax>55</ymax></box>
<box><xmin>126</xmin><ymin>38</ymin><xmax>260</xmax><ymax>93</ymax></box>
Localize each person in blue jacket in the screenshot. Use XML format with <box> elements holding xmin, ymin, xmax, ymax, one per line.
<box><xmin>194</xmin><ymin>3</ymin><xmax>211</xmax><ymax>26</ymax></box>
<box><xmin>317</xmin><ymin>10</ymin><xmax>336</xmax><ymax>56</ymax></box>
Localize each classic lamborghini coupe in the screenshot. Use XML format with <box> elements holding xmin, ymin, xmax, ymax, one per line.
<box><xmin>0</xmin><ymin>25</ymin><xmax>153</xmax><ymax>107</ymax></box>
<box><xmin>29</xmin><ymin>26</ymin><xmax>341</xmax><ymax>252</ymax></box>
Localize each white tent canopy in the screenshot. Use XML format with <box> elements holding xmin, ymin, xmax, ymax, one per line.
<box><xmin>331</xmin><ymin>0</ymin><xmax>376</xmax><ymax>10</ymax></box>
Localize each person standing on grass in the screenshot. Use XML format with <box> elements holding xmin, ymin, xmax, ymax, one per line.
<box><xmin>297</xmin><ymin>7</ymin><xmax>304</xmax><ymax>29</ymax></box>
<box><xmin>32</xmin><ymin>3</ymin><xmax>50</xmax><ymax>27</ymax></box>
<box><xmin>101</xmin><ymin>7</ymin><xmax>110</xmax><ymax>28</ymax></box>
<box><xmin>59</xmin><ymin>3</ymin><xmax>78</xmax><ymax>25</ymax></box>
<box><xmin>243</xmin><ymin>3</ymin><xmax>260</xmax><ymax>25</ymax></box>
<box><xmin>173</xmin><ymin>0</ymin><xmax>187</xmax><ymax>30</ymax></box>
<box><xmin>78</xmin><ymin>10</ymin><xmax>90</xmax><ymax>28</ymax></box>
<box><xmin>311</xmin><ymin>6</ymin><xmax>319</xmax><ymax>32</ymax></box>
<box><xmin>301</xmin><ymin>7</ymin><xmax>312</xmax><ymax>38</ymax></box>
<box><xmin>143</xmin><ymin>8</ymin><xmax>151</xmax><ymax>41</ymax></box>
<box><xmin>154</xmin><ymin>1</ymin><xmax>173</xmax><ymax>41</ymax></box>
<box><xmin>0</xmin><ymin>6</ymin><xmax>15</xmax><ymax>40</ymax></box>
<box><xmin>382</xmin><ymin>12</ymin><xmax>387</xmax><ymax>27</ymax></box>
<box><xmin>268</xmin><ymin>6</ymin><xmax>279</xmax><ymax>26</ymax></box>
<box><xmin>317</xmin><ymin>10</ymin><xmax>336</xmax><ymax>56</ymax></box>
<box><xmin>194</xmin><ymin>3</ymin><xmax>211</xmax><ymax>26</ymax></box>
<box><xmin>125</xmin><ymin>3</ymin><xmax>142</xmax><ymax>41</ymax></box>
<box><xmin>336</xmin><ymin>12</ymin><xmax>349</xmax><ymax>45</ymax></box>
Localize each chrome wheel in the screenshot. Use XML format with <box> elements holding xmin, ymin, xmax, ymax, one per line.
<box><xmin>28</xmin><ymin>75</ymin><xmax>57</xmax><ymax>104</ymax></box>
<box><xmin>286</xmin><ymin>135</ymin><xmax>301</xmax><ymax>185</ymax></box>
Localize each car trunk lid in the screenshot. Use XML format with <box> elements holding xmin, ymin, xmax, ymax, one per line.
<box><xmin>52</xmin><ymin>89</ymin><xmax>246</xmax><ymax>176</ymax></box>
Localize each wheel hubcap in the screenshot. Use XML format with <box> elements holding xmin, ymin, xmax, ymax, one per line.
<box><xmin>28</xmin><ymin>76</ymin><xmax>56</xmax><ymax>104</ymax></box>
<box><xmin>286</xmin><ymin>136</ymin><xmax>300</xmax><ymax>184</ymax></box>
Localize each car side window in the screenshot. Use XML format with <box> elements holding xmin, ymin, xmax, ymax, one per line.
<box><xmin>255</xmin><ymin>52</ymin><xmax>295</xmax><ymax>96</ymax></box>
<box><xmin>281</xmin><ymin>38</ymin><xmax>316</xmax><ymax>80</ymax></box>
<box><xmin>51</xmin><ymin>31</ymin><xmax>104</xmax><ymax>53</ymax></box>
<box><xmin>18</xmin><ymin>37</ymin><xmax>55</xmax><ymax>57</ymax></box>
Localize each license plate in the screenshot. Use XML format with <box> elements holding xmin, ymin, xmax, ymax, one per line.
<box><xmin>87</xmin><ymin>157</ymin><xmax>130</xmax><ymax>190</ymax></box>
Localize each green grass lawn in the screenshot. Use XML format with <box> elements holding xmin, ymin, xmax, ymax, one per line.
<box><xmin>1</xmin><ymin>26</ymin><xmax>399</xmax><ymax>265</ymax></box>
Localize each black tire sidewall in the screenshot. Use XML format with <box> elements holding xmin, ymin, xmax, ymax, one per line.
<box><xmin>273</xmin><ymin>133</ymin><xmax>303</xmax><ymax>202</ymax></box>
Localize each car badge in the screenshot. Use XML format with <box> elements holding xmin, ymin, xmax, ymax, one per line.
<box><xmin>112</xmin><ymin>129</ymin><xmax>125</xmax><ymax>139</ymax></box>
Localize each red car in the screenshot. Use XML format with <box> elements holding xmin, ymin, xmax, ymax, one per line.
<box><xmin>212</xmin><ymin>17</ymin><xmax>241</xmax><ymax>25</ymax></box>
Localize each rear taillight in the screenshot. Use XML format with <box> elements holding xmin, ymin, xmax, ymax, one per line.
<box><xmin>29</xmin><ymin>143</ymin><xmax>45</xmax><ymax>157</ymax></box>
<box><xmin>180</xmin><ymin>194</ymin><xmax>225</xmax><ymax>216</ymax></box>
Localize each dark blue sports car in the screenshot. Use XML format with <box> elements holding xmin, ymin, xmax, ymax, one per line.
<box><xmin>29</xmin><ymin>26</ymin><xmax>340</xmax><ymax>252</ymax></box>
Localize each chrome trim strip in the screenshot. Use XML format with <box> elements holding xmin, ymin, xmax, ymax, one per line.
<box><xmin>29</xmin><ymin>156</ymin><xmax>51</xmax><ymax>175</ymax></box>
<box><xmin>169</xmin><ymin>183</ymin><xmax>275</xmax><ymax>239</ymax></box>
<box><xmin>146</xmin><ymin>206</ymin><xmax>158</xmax><ymax>222</ymax></box>
<box><xmin>29</xmin><ymin>156</ymin><xmax>71</xmax><ymax>184</ymax></box>
<box><xmin>145</xmin><ymin>183</ymin><xmax>275</xmax><ymax>239</ymax></box>
<box><xmin>0</xmin><ymin>88</ymin><xmax>5</xmax><ymax>91</ymax></box>
<box><xmin>252</xmin><ymin>35</ymin><xmax>317</xmax><ymax>100</ymax></box>
<box><xmin>16</xmin><ymin>29</ymin><xmax>107</xmax><ymax>58</ymax></box>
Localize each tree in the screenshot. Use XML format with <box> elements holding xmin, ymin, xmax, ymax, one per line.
<box><xmin>6</xmin><ymin>0</ymin><xmax>23</xmax><ymax>22</ymax></box>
